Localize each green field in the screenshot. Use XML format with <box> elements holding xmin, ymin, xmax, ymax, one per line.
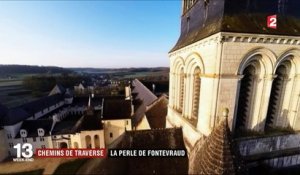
<box><xmin>0</xmin><ymin>80</ymin><xmax>23</xmax><ymax>87</ymax></box>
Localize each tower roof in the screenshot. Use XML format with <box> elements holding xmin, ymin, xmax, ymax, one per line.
<box><xmin>171</xmin><ymin>0</ymin><xmax>300</xmax><ymax>52</ymax></box>
<box><xmin>188</xmin><ymin>117</ymin><xmax>246</xmax><ymax>175</ymax></box>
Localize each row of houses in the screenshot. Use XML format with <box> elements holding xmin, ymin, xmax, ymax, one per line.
<box><xmin>0</xmin><ymin>79</ymin><xmax>169</xmax><ymax>161</ymax></box>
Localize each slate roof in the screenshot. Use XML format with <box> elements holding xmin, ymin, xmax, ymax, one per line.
<box><xmin>72</xmin><ymin>96</ymin><xmax>103</xmax><ymax>107</ymax></box>
<box><xmin>79</xmin><ymin>110</ymin><xmax>103</xmax><ymax>131</ymax></box>
<box><xmin>188</xmin><ymin>117</ymin><xmax>246</xmax><ymax>175</ymax></box>
<box><xmin>171</xmin><ymin>0</ymin><xmax>300</xmax><ymax>52</ymax></box>
<box><xmin>0</xmin><ymin>104</ymin><xmax>8</xmax><ymax>126</ymax></box>
<box><xmin>16</xmin><ymin>119</ymin><xmax>53</xmax><ymax>138</ymax></box>
<box><xmin>38</xmin><ymin>105</ymin><xmax>66</xmax><ymax>120</ymax></box>
<box><xmin>0</xmin><ymin>93</ymin><xmax>64</xmax><ymax>126</ymax></box>
<box><xmin>52</xmin><ymin>120</ymin><xmax>79</xmax><ymax>135</ymax></box>
<box><xmin>145</xmin><ymin>94</ymin><xmax>168</xmax><ymax>129</ymax></box>
<box><xmin>2</xmin><ymin>108</ymin><xmax>31</xmax><ymax>126</ymax></box>
<box><xmin>132</xmin><ymin>101</ymin><xmax>146</xmax><ymax>127</ymax></box>
<box><xmin>64</xmin><ymin>89</ymin><xmax>73</xmax><ymax>98</ymax></box>
<box><xmin>20</xmin><ymin>94</ymin><xmax>63</xmax><ymax>115</ymax></box>
<box><xmin>102</xmin><ymin>99</ymin><xmax>132</xmax><ymax>120</ymax></box>
<box><xmin>49</xmin><ymin>84</ymin><xmax>66</xmax><ymax>96</ymax></box>
<box><xmin>92</xmin><ymin>128</ymin><xmax>188</xmax><ymax>174</ymax></box>
<box><xmin>131</xmin><ymin>79</ymin><xmax>157</xmax><ymax>106</ymax></box>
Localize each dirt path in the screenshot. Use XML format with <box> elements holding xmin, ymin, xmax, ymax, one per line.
<box><xmin>0</xmin><ymin>157</ymin><xmax>76</xmax><ymax>174</ymax></box>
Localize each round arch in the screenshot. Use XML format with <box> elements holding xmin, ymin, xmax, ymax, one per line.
<box><xmin>73</xmin><ymin>142</ymin><xmax>79</xmax><ymax>148</ymax></box>
<box><xmin>237</xmin><ymin>48</ymin><xmax>276</xmax><ymax>76</ymax></box>
<box><xmin>59</xmin><ymin>142</ymin><xmax>68</xmax><ymax>149</ymax></box>
<box><xmin>85</xmin><ymin>135</ymin><xmax>92</xmax><ymax>148</ymax></box>
<box><xmin>172</xmin><ymin>56</ymin><xmax>185</xmax><ymax>73</ymax></box>
<box><xmin>185</xmin><ymin>52</ymin><xmax>205</xmax><ymax>75</ymax></box>
<box><xmin>275</xmin><ymin>49</ymin><xmax>300</xmax><ymax>75</ymax></box>
<box><xmin>94</xmin><ymin>135</ymin><xmax>100</xmax><ymax>148</ymax></box>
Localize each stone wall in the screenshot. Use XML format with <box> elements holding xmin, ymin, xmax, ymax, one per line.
<box><xmin>237</xmin><ymin>133</ymin><xmax>300</xmax><ymax>168</ymax></box>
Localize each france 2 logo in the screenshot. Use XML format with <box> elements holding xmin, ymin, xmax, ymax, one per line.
<box><xmin>267</xmin><ymin>15</ymin><xmax>277</xmax><ymax>29</ymax></box>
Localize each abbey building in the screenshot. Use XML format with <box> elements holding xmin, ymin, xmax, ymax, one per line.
<box><xmin>167</xmin><ymin>0</ymin><xmax>300</xmax><ymax>150</ymax></box>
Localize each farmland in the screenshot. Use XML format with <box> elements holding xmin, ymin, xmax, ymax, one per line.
<box><xmin>0</xmin><ymin>78</ymin><xmax>38</xmax><ymax>108</ymax></box>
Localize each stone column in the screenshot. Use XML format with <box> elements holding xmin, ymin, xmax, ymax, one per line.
<box><xmin>256</xmin><ymin>74</ymin><xmax>276</xmax><ymax>131</ymax></box>
<box><xmin>197</xmin><ymin>74</ymin><xmax>215</xmax><ymax>135</ymax></box>
<box><xmin>182</xmin><ymin>73</ymin><xmax>189</xmax><ymax>117</ymax></box>
<box><xmin>288</xmin><ymin>74</ymin><xmax>300</xmax><ymax>129</ymax></box>
<box><xmin>169</xmin><ymin>72</ymin><xmax>175</xmax><ymax>108</ymax></box>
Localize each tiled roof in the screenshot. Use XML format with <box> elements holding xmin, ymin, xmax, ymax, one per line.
<box><xmin>102</xmin><ymin>99</ymin><xmax>132</xmax><ymax>120</ymax></box>
<box><xmin>189</xmin><ymin>117</ymin><xmax>246</xmax><ymax>175</ymax></box>
<box><xmin>145</xmin><ymin>94</ymin><xmax>168</xmax><ymax>129</ymax></box>
<box><xmin>131</xmin><ymin>79</ymin><xmax>157</xmax><ymax>106</ymax></box>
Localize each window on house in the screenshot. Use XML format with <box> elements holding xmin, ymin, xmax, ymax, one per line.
<box><xmin>41</xmin><ymin>145</ymin><xmax>46</xmax><ymax>149</ymax></box>
<box><xmin>7</xmin><ymin>134</ymin><xmax>12</xmax><ymax>139</ymax></box>
<box><xmin>9</xmin><ymin>143</ymin><xmax>13</xmax><ymax>148</ymax></box>
<box><xmin>23</xmin><ymin>138</ymin><xmax>27</xmax><ymax>143</ymax></box>
<box><xmin>40</xmin><ymin>137</ymin><xmax>45</xmax><ymax>142</ymax></box>
<box><xmin>33</xmin><ymin>137</ymin><xmax>36</xmax><ymax>142</ymax></box>
<box><xmin>110</xmin><ymin>133</ymin><xmax>113</xmax><ymax>138</ymax></box>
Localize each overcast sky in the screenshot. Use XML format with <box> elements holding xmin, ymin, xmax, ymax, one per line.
<box><xmin>0</xmin><ymin>1</ymin><xmax>181</xmax><ymax>68</ymax></box>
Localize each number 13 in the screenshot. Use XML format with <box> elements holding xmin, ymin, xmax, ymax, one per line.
<box><xmin>14</xmin><ymin>143</ymin><xmax>33</xmax><ymax>158</ymax></box>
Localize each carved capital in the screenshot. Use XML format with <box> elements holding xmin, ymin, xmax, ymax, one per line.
<box><xmin>264</xmin><ymin>74</ymin><xmax>277</xmax><ymax>80</ymax></box>
<box><xmin>237</xmin><ymin>75</ymin><xmax>245</xmax><ymax>80</ymax></box>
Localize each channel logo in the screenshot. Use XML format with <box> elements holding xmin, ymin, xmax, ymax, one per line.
<box><xmin>13</xmin><ymin>143</ymin><xmax>34</xmax><ymax>162</ymax></box>
<box><xmin>267</xmin><ymin>15</ymin><xmax>277</xmax><ymax>29</ymax></box>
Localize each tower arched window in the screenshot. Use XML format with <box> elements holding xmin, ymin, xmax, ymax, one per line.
<box><xmin>265</xmin><ymin>61</ymin><xmax>291</xmax><ymax>130</ymax></box>
<box><xmin>179</xmin><ymin>68</ymin><xmax>185</xmax><ymax>113</ymax></box>
<box><xmin>190</xmin><ymin>67</ymin><xmax>201</xmax><ymax>127</ymax></box>
<box><xmin>235</xmin><ymin>62</ymin><xmax>258</xmax><ymax>132</ymax></box>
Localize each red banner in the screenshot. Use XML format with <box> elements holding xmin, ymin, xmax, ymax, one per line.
<box><xmin>36</xmin><ymin>148</ymin><xmax>106</xmax><ymax>158</ymax></box>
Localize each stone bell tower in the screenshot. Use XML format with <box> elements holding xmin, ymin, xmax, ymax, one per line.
<box><xmin>167</xmin><ymin>0</ymin><xmax>300</xmax><ymax>150</ymax></box>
